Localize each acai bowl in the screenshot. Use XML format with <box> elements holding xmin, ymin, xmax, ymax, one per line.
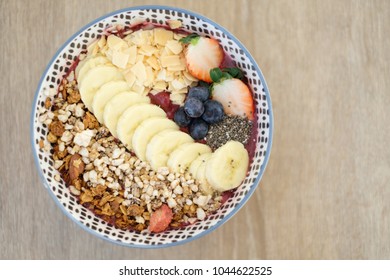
<box><xmin>31</xmin><ymin>6</ymin><xmax>273</xmax><ymax>248</ymax></box>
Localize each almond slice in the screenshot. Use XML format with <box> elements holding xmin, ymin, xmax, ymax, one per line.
<box><xmin>97</xmin><ymin>36</ymin><xmax>107</xmax><ymax>48</ymax></box>
<box><xmin>146</xmin><ymin>56</ymin><xmax>160</xmax><ymax>70</ymax></box>
<box><xmin>112</xmin><ymin>50</ymin><xmax>129</xmax><ymax>69</ymax></box>
<box><xmin>123</xmin><ymin>69</ymin><xmax>136</xmax><ymax>87</ymax></box>
<box><xmin>160</xmin><ymin>55</ymin><xmax>181</xmax><ymax>67</ymax></box>
<box><xmin>166</xmin><ymin>40</ymin><xmax>183</xmax><ymax>55</ymax></box>
<box><xmin>183</xmin><ymin>71</ymin><xmax>198</xmax><ymax>82</ymax></box>
<box><xmin>139</xmin><ymin>45</ymin><xmax>158</xmax><ymax>56</ymax></box>
<box><xmin>131</xmin><ymin>61</ymin><xmax>147</xmax><ymax>83</ymax></box>
<box><xmin>171</xmin><ymin>79</ymin><xmax>186</xmax><ymax>90</ymax></box>
<box><xmin>170</xmin><ymin>92</ymin><xmax>186</xmax><ymax>105</ymax></box>
<box><xmin>167</xmin><ymin>64</ymin><xmax>186</xmax><ymax>72</ymax></box>
<box><xmin>154</xmin><ymin>80</ymin><xmax>168</xmax><ymax>90</ymax></box>
<box><xmin>167</xmin><ymin>20</ymin><xmax>182</xmax><ymax>29</ymax></box>
<box><xmin>144</xmin><ymin>66</ymin><xmax>155</xmax><ymax>87</ymax></box>
<box><xmin>124</xmin><ymin>45</ymin><xmax>137</xmax><ymax>65</ymax></box>
<box><xmin>107</xmin><ymin>35</ymin><xmax>126</xmax><ymax>50</ymax></box>
<box><xmin>154</xmin><ymin>28</ymin><xmax>173</xmax><ymax>46</ymax></box>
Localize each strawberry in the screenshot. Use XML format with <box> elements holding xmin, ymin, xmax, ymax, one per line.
<box><xmin>149</xmin><ymin>204</ymin><xmax>173</xmax><ymax>233</ymax></box>
<box><xmin>212</xmin><ymin>78</ymin><xmax>255</xmax><ymax>120</ymax></box>
<box><xmin>181</xmin><ymin>34</ymin><xmax>224</xmax><ymax>83</ymax></box>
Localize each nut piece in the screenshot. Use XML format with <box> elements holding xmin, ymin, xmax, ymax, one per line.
<box><xmin>47</xmin><ymin>132</ymin><xmax>57</xmax><ymax>143</ymax></box>
<box><xmin>67</xmin><ymin>88</ymin><xmax>81</xmax><ymax>104</ymax></box>
<box><xmin>91</xmin><ymin>184</ymin><xmax>107</xmax><ymax>196</ymax></box>
<box><xmin>80</xmin><ymin>190</ymin><xmax>93</xmax><ymax>203</ymax></box>
<box><xmin>83</xmin><ymin>112</ymin><xmax>99</xmax><ymax>129</ymax></box>
<box><xmin>69</xmin><ymin>154</ymin><xmax>85</xmax><ymax>181</ymax></box>
<box><xmin>49</xmin><ymin>121</ymin><xmax>65</xmax><ymax>137</ymax></box>
<box><xmin>44</xmin><ymin>97</ymin><xmax>52</xmax><ymax>109</ymax></box>
<box><xmin>127</xmin><ymin>204</ymin><xmax>144</xmax><ymax>216</ymax></box>
<box><xmin>53</xmin><ymin>144</ymin><xmax>68</xmax><ymax>160</ymax></box>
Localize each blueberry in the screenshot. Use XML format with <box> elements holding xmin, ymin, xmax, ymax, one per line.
<box><xmin>202</xmin><ymin>100</ymin><xmax>225</xmax><ymax>124</ymax></box>
<box><xmin>187</xmin><ymin>86</ymin><xmax>210</xmax><ymax>102</ymax></box>
<box><xmin>184</xmin><ymin>97</ymin><xmax>204</xmax><ymax>118</ymax></box>
<box><xmin>189</xmin><ymin>118</ymin><xmax>209</xmax><ymax>140</ymax></box>
<box><xmin>174</xmin><ymin>107</ymin><xmax>191</xmax><ymax>127</ymax></box>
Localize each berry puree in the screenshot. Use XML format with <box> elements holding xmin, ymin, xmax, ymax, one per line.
<box><xmin>148</xmin><ymin>91</ymin><xmax>179</xmax><ymax>120</ymax></box>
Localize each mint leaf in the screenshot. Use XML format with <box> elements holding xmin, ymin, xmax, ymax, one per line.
<box><xmin>221</xmin><ymin>72</ymin><xmax>232</xmax><ymax>80</ymax></box>
<box><xmin>223</xmin><ymin>67</ymin><xmax>243</xmax><ymax>79</ymax></box>
<box><xmin>179</xmin><ymin>33</ymin><xmax>200</xmax><ymax>44</ymax></box>
<box><xmin>210</xmin><ymin>68</ymin><xmax>223</xmax><ymax>83</ymax></box>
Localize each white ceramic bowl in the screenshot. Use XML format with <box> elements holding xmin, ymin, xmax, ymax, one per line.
<box><xmin>31</xmin><ymin>5</ymin><xmax>273</xmax><ymax>248</ymax></box>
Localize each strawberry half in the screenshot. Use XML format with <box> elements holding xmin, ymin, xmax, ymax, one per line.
<box><xmin>149</xmin><ymin>204</ymin><xmax>173</xmax><ymax>233</ymax></box>
<box><xmin>181</xmin><ymin>35</ymin><xmax>224</xmax><ymax>83</ymax></box>
<box><xmin>212</xmin><ymin>78</ymin><xmax>255</xmax><ymax>120</ymax></box>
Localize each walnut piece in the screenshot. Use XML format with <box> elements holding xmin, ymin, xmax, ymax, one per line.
<box><xmin>67</xmin><ymin>88</ymin><xmax>80</xmax><ymax>104</ymax></box>
<box><xmin>91</xmin><ymin>184</ymin><xmax>107</xmax><ymax>196</ymax></box>
<box><xmin>49</xmin><ymin>121</ymin><xmax>65</xmax><ymax>137</ymax></box>
<box><xmin>80</xmin><ymin>190</ymin><xmax>93</xmax><ymax>203</ymax></box>
<box><xmin>127</xmin><ymin>205</ymin><xmax>144</xmax><ymax>216</ymax></box>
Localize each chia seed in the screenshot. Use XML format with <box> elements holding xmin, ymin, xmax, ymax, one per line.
<box><xmin>206</xmin><ymin>115</ymin><xmax>253</xmax><ymax>150</ymax></box>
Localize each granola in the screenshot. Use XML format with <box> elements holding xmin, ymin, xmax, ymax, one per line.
<box><xmin>38</xmin><ymin>77</ymin><xmax>222</xmax><ymax>232</ymax></box>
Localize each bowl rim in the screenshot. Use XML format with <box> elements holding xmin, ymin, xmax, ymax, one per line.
<box><xmin>30</xmin><ymin>5</ymin><xmax>274</xmax><ymax>249</ymax></box>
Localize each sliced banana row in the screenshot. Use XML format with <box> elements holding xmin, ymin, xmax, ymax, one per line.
<box><xmin>76</xmin><ymin>54</ymin><xmax>249</xmax><ymax>193</ymax></box>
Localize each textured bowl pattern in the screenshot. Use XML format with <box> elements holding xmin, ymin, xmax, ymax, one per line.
<box><xmin>31</xmin><ymin>6</ymin><xmax>273</xmax><ymax>248</ymax></box>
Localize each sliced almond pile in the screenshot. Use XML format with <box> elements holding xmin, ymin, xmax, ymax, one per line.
<box><xmin>85</xmin><ymin>26</ymin><xmax>198</xmax><ymax>105</ymax></box>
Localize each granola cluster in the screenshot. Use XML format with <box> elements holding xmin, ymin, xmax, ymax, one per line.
<box><xmin>38</xmin><ymin>74</ymin><xmax>222</xmax><ymax>232</ymax></box>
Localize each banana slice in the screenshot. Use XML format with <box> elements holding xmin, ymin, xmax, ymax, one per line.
<box><xmin>189</xmin><ymin>153</ymin><xmax>214</xmax><ymax>194</ymax></box>
<box><xmin>146</xmin><ymin>130</ymin><xmax>194</xmax><ymax>170</ymax></box>
<box><xmin>132</xmin><ymin>117</ymin><xmax>179</xmax><ymax>162</ymax></box>
<box><xmin>103</xmin><ymin>92</ymin><xmax>150</xmax><ymax>138</ymax></box>
<box><xmin>76</xmin><ymin>55</ymin><xmax>110</xmax><ymax>85</ymax></box>
<box><xmin>189</xmin><ymin>153</ymin><xmax>211</xmax><ymax>178</ymax></box>
<box><xmin>91</xmin><ymin>81</ymin><xmax>129</xmax><ymax>123</ymax></box>
<box><xmin>205</xmin><ymin>141</ymin><xmax>249</xmax><ymax>192</ymax></box>
<box><xmin>117</xmin><ymin>104</ymin><xmax>166</xmax><ymax>149</ymax></box>
<box><xmin>79</xmin><ymin>65</ymin><xmax>123</xmax><ymax>111</ymax></box>
<box><xmin>194</xmin><ymin>153</ymin><xmax>214</xmax><ymax>195</ymax></box>
<box><xmin>167</xmin><ymin>143</ymin><xmax>212</xmax><ymax>173</ymax></box>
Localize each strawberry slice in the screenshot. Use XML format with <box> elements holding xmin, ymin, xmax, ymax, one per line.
<box><xmin>212</xmin><ymin>78</ymin><xmax>255</xmax><ymax>120</ymax></box>
<box><xmin>149</xmin><ymin>204</ymin><xmax>173</xmax><ymax>233</ymax></box>
<box><xmin>182</xmin><ymin>35</ymin><xmax>224</xmax><ymax>83</ymax></box>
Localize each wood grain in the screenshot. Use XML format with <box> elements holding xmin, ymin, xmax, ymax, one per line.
<box><xmin>1</xmin><ymin>0</ymin><xmax>389</xmax><ymax>259</ymax></box>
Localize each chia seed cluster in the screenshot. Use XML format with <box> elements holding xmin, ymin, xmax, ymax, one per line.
<box><xmin>206</xmin><ymin>115</ymin><xmax>253</xmax><ymax>150</ymax></box>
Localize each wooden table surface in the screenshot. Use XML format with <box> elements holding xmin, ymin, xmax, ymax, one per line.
<box><xmin>1</xmin><ymin>0</ymin><xmax>389</xmax><ymax>260</ymax></box>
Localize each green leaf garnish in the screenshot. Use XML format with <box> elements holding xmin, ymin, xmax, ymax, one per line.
<box><xmin>209</xmin><ymin>67</ymin><xmax>244</xmax><ymax>83</ymax></box>
<box><xmin>179</xmin><ymin>33</ymin><xmax>200</xmax><ymax>44</ymax></box>
<box><xmin>210</xmin><ymin>68</ymin><xmax>223</xmax><ymax>83</ymax></box>
<box><xmin>221</xmin><ymin>72</ymin><xmax>233</xmax><ymax>80</ymax></box>
<box><xmin>223</xmin><ymin>67</ymin><xmax>244</xmax><ymax>79</ymax></box>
